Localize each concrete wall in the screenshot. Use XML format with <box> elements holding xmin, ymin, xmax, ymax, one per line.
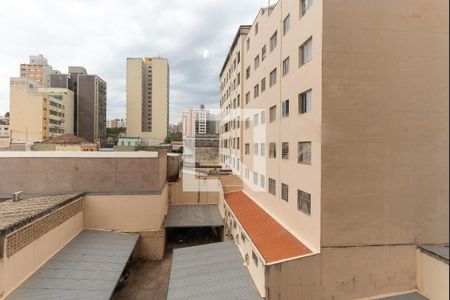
<box><xmin>265</xmin><ymin>245</ymin><xmax>417</xmax><ymax>300</ymax></box>
<box><xmin>321</xmin><ymin>0</ymin><xmax>449</xmax><ymax>247</ymax></box>
<box><xmin>416</xmin><ymin>249</ymin><xmax>449</xmax><ymax>300</ymax></box>
<box><xmin>0</xmin><ymin>152</ymin><xmax>166</xmax><ymax>194</ymax></box>
<box><xmin>0</xmin><ymin>212</ymin><xmax>83</xmax><ymax>299</ymax></box>
<box><xmin>168</xmin><ymin>175</ymin><xmax>219</xmax><ymax>205</ymax></box>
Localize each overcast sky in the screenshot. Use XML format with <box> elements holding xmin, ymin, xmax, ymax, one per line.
<box><xmin>0</xmin><ymin>0</ymin><xmax>265</xmax><ymax>123</ymax></box>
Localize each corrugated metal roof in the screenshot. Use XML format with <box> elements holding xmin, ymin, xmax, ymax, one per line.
<box><xmin>378</xmin><ymin>292</ymin><xmax>429</xmax><ymax>300</ymax></box>
<box><xmin>6</xmin><ymin>230</ymin><xmax>138</xmax><ymax>300</ymax></box>
<box><xmin>165</xmin><ymin>205</ymin><xmax>223</xmax><ymax>228</ymax></box>
<box><xmin>225</xmin><ymin>192</ymin><xmax>312</xmax><ymax>264</ymax></box>
<box><xmin>167</xmin><ymin>241</ymin><xmax>262</xmax><ymax>300</ymax></box>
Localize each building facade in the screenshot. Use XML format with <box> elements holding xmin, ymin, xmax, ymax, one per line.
<box><xmin>19</xmin><ymin>54</ymin><xmax>60</xmax><ymax>88</ymax></box>
<box><xmin>107</xmin><ymin>118</ymin><xmax>127</xmax><ymax>129</ymax></box>
<box><xmin>126</xmin><ymin>57</ymin><xmax>169</xmax><ymax>145</ymax></box>
<box><xmin>219</xmin><ymin>0</ymin><xmax>449</xmax><ymax>299</ymax></box>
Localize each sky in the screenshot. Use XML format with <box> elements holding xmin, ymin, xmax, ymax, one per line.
<box><xmin>0</xmin><ymin>0</ymin><xmax>266</xmax><ymax>124</ymax></box>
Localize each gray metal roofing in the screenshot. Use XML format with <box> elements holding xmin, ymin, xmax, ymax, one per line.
<box><xmin>164</xmin><ymin>204</ymin><xmax>224</xmax><ymax>228</ymax></box>
<box><xmin>419</xmin><ymin>245</ymin><xmax>449</xmax><ymax>260</ymax></box>
<box><xmin>6</xmin><ymin>230</ymin><xmax>138</xmax><ymax>300</ymax></box>
<box><xmin>378</xmin><ymin>293</ymin><xmax>429</xmax><ymax>300</ymax></box>
<box><xmin>167</xmin><ymin>241</ymin><xmax>262</xmax><ymax>300</ymax></box>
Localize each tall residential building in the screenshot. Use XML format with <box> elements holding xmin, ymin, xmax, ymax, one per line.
<box><xmin>182</xmin><ymin>105</ymin><xmax>218</xmax><ymax>137</ymax></box>
<box><xmin>50</xmin><ymin>67</ymin><xmax>107</xmax><ymax>144</ymax></box>
<box><xmin>107</xmin><ymin>118</ymin><xmax>127</xmax><ymax>129</ymax></box>
<box><xmin>219</xmin><ymin>0</ymin><xmax>448</xmax><ymax>299</ymax></box>
<box><xmin>19</xmin><ymin>54</ymin><xmax>60</xmax><ymax>88</ymax></box>
<box><xmin>9</xmin><ymin>78</ymin><xmax>74</xmax><ymax>144</ymax></box>
<box><xmin>126</xmin><ymin>57</ymin><xmax>169</xmax><ymax>145</ymax></box>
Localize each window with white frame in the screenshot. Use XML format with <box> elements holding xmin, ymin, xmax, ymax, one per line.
<box><xmin>270</xmin><ymin>31</ymin><xmax>278</xmax><ymax>52</ymax></box>
<box><xmin>298</xmin><ymin>189</ymin><xmax>311</xmax><ymax>215</ymax></box>
<box><xmin>261</xmin><ymin>143</ymin><xmax>266</xmax><ymax>156</ymax></box>
<box><xmin>254</xmin><ymin>113</ymin><xmax>259</xmax><ymax>126</ymax></box>
<box><xmin>261</xmin><ymin>111</ymin><xmax>266</xmax><ymax>124</ymax></box>
<box><xmin>269</xmin><ymin>68</ymin><xmax>277</xmax><ymax>87</ymax></box>
<box><xmin>260</xmin><ymin>175</ymin><xmax>265</xmax><ymax>188</ymax></box>
<box><xmin>254</xmin><ymin>143</ymin><xmax>259</xmax><ymax>155</ymax></box>
<box><xmin>298</xmin><ymin>141</ymin><xmax>312</xmax><ymax>164</ymax></box>
<box><xmin>300</xmin><ymin>0</ymin><xmax>313</xmax><ymax>17</ymax></box>
<box><xmin>282</xmin><ymin>57</ymin><xmax>290</xmax><ymax>76</ymax></box>
<box><xmin>281</xmin><ymin>183</ymin><xmax>289</xmax><ymax>202</ymax></box>
<box><xmin>299</xmin><ymin>89</ymin><xmax>312</xmax><ymax>114</ymax></box>
<box><xmin>282</xmin><ymin>100</ymin><xmax>290</xmax><ymax>118</ymax></box>
<box><xmin>253</xmin><ymin>172</ymin><xmax>258</xmax><ymax>185</ymax></box>
<box><xmin>299</xmin><ymin>37</ymin><xmax>313</xmax><ymax>66</ymax></box>
<box><xmin>268</xmin><ymin>178</ymin><xmax>276</xmax><ymax>196</ymax></box>
<box><xmin>283</xmin><ymin>14</ymin><xmax>291</xmax><ymax>35</ymax></box>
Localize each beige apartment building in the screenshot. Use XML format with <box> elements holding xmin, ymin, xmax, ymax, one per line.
<box><xmin>127</xmin><ymin>57</ymin><xmax>169</xmax><ymax>145</ymax></box>
<box><xmin>9</xmin><ymin>79</ymin><xmax>74</xmax><ymax>145</ymax></box>
<box><xmin>19</xmin><ymin>54</ymin><xmax>59</xmax><ymax>88</ymax></box>
<box><xmin>219</xmin><ymin>0</ymin><xmax>449</xmax><ymax>299</ymax></box>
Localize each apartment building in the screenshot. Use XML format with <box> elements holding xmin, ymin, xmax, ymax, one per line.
<box><xmin>19</xmin><ymin>54</ymin><xmax>60</xmax><ymax>88</ymax></box>
<box><xmin>9</xmin><ymin>79</ymin><xmax>74</xmax><ymax>144</ymax></box>
<box><xmin>219</xmin><ymin>0</ymin><xmax>449</xmax><ymax>299</ymax></box>
<box><xmin>107</xmin><ymin>118</ymin><xmax>127</xmax><ymax>128</ymax></box>
<box><xmin>219</xmin><ymin>25</ymin><xmax>251</xmax><ymax>176</ymax></box>
<box><xmin>182</xmin><ymin>105</ymin><xmax>216</xmax><ymax>136</ymax></box>
<box><xmin>127</xmin><ymin>57</ymin><xmax>169</xmax><ymax>145</ymax></box>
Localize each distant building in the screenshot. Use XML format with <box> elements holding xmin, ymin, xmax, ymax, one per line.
<box><xmin>107</xmin><ymin>119</ymin><xmax>127</xmax><ymax>128</ymax></box>
<box><xmin>169</xmin><ymin>122</ymin><xmax>182</xmax><ymax>135</ymax></box>
<box><xmin>19</xmin><ymin>54</ymin><xmax>60</xmax><ymax>88</ymax></box>
<box><xmin>182</xmin><ymin>105</ymin><xmax>217</xmax><ymax>137</ymax></box>
<box><xmin>118</xmin><ymin>136</ymin><xmax>141</xmax><ymax>147</ymax></box>
<box><xmin>32</xmin><ymin>134</ymin><xmax>98</xmax><ymax>151</ymax></box>
<box><xmin>0</xmin><ymin>116</ymin><xmax>9</xmax><ymax>139</ymax></box>
<box><xmin>126</xmin><ymin>57</ymin><xmax>169</xmax><ymax>145</ymax></box>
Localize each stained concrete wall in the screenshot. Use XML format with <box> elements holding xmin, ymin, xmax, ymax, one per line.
<box><xmin>416</xmin><ymin>249</ymin><xmax>449</xmax><ymax>300</ymax></box>
<box><xmin>321</xmin><ymin>0</ymin><xmax>449</xmax><ymax>247</ymax></box>
<box><xmin>0</xmin><ymin>152</ymin><xmax>167</xmax><ymax>194</ymax></box>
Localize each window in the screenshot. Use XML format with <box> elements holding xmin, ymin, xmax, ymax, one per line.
<box><xmin>261</xmin><ymin>143</ymin><xmax>266</xmax><ymax>156</ymax></box>
<box><xmin>237</xmin><ymin>51</ymin><xmax>241</xmax><ymax>64</ymax></box>
<box><xmin>245</xmin><ymin>143</ymin><xmax>250</xmax><ymax>154</ymax></box>
<box><xmin>299</xmin><ymin>37</ymin><xmax>313</xmax><ymax>66</ymax></box>
<box><xmin>254</xmin><ymin>55</ymin><xmax>260</xmax><ymax>69</ymax></box>
<box><xmin>282</xmin><ymin>57</ymin><xmax>290</xmax><ymax>76</ymax></box>
<box><xmin>261</xmin><ymin>111</ymin><xmax>266</xmax><ymax>124</ymax></box>
<box><xmin>237</xmin><ymin>73</ymin><xmax>241</xmax><ymax>85</ymax></box>
<box><xmin>298</xmin><ymin>190</ymin><xmax>311</xmax><ymax>216</ymax></box>
<box><xmin>260</xmin><ymin>175</ymin><xmax>265</xmax><ymax>188</ymax></box>
<box><xmin>269</xmin><ymin>68</ymin><xmax>277</xmax><ymax>87</ymax></box>
<box><xmin>301</xmin><ymin>0</ymin><xmax>313</xmax><ymax>16</ymax></box>
<box><xmin>247</xmin><ymin>38</ymin><xmax>250</xmax><ymax>51</ymax></box>
<box><xmin>269</xmin><ymin>105</ymin><xmax>277</xmax><ymax>122</ymax></box>
<box><xmin>299</xmin><ymin>89</ymin><xmax>312</xmax><ymax>114</ymax></box>
<box><xmin>245</xmin><ymin>168</ymin><xmax>250</xmax><ymax>179</ymax></box>
<box><xmin>254</xmin><ymin>84</ymin><xmax>260</xmax><ymax>98</ymax></box>
<box><xmin>252</xmin><ymin>251</ymin><xmax>259</xmax><ymax>266</ymax></box>
<box><xmin>241</xmin><ymin>233</ymin><xmax>247</xmax><ymax>243</ymax></box>
<box><xmin>282</xmin><ymin>100</ymin><xmax>290</xmax><ymax>118</ymax></box>
<box><xmin>270</xmin><ymin>31</ymin><xmax>278</xmax><ymax>51</ymax></box>
<box><xmin>269</xmin><ymin>178</ymin><xmax>276</xmax><ymax>196</ymax></box>
<box><xmin>254</xmin><ymin>143</ymin><xmax>259</xmax><ymax>155</ymax></box>
<box><xmin>245</xmin><ymin>118</ymin><xmax>251</xmax><ymax>129</ymax></box>
<box><xmin>298</xmin><ymin>142</ymin><xmax>312</xmax><ymax>164</ymax></box>
<box><xmin>254</xmin><ymin>113</ymin><xmax>259</xmax><ymax>126</ymax></box>
<box><xmin>253</xmin><ymin>172</ymin><xmax>258</xmax><ymax>185</ymax></box>
<box><xmin>245</xmin><ymin>92</ymin><xmax>250</xmax><ymax>104</ymax></box>
<box><xmin>283</xmin><ymin>14</ymin><xmax>291</xmax><ymax>35</ymax></box>
<box><xmin>262</xmin><ymin>45</ymin><xmax>267</xmax><ymax>61</ymax></box>
<box><xmin>255</xmin><ymin>23</ymin><xmax>259</xmax><ymax>35</ymax></box>
<box><xmin>246</xmin><ymin>66</ymin><xmax>251</xmax><ymax>79</ymax></box>
<box><xmin>282</xmin><ymin>142</ymin><xmax>289</xmax><ymax>159</ymax></box>
<box><xmin>261</xmin><ymin>78</ymin><xmax>266</xmax><ymax>92</ymax></box>
<box><xmin>269</xmin><ymin>143</ymin><xmax>277</xmax><ymax>158</ymax></box>
<box><xmin>281</xmin><ymin>183</ymin><xmax>289</xmax><ymax>202</ymax></box>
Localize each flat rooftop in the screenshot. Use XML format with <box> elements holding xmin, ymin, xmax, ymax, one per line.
<box><xmin>377</xmin><ymin>292</ymin><xmax>429</xmax><ymax>300</ymax></box>
<box><xmin>0</xmin><ymin>151</ymin><xmax>159</xmax><ymax>158</ymax></box>
<box><xmin>0</xmin><ymin>193</ymin><xmax>84</xmax><ymax>235</ymax></box>
<box><xmin>225</xmin><ymin>191</ymin><xmax>312</xmax><ymax>264</ymax></box>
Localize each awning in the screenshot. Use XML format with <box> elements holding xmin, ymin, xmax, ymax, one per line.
<box><xmin>164</xmin><ymin>204</ymin><xmax>223</xmax><ymax>228</ymax></box>
<box><xmin>7</xmin><ymin>230</ymin><xmax>138</xmax><ymax>300</ymax></box>
<box><xmin>167</xmin><ymin>241</ymin><xmax>262</xmax><ymax>300</ymax></box>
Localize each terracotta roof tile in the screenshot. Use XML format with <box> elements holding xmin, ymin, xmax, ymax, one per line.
<box><xmin>225</xmin><ymin>191</ymin><xmax>312</xmax><ymax>264</ymax></box>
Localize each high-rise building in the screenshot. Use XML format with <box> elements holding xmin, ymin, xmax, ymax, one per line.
<box><xmin>182</xmin><ymin>105</ymin><xmax>218</xmax><ymax>137</ymax></box>
<box><xmin>19</xmin><ymin>54</ymin><xmax>60</xmax><ymax>88</ymax></box>
<box><xmin>9</xmin><ymin>78</ymin><xmax>74</xmax><ymax>144</ymax></box>
<box><xmin>219</xmin><ymin>0</ymin><xmax>448</xmax><ymax>299</ymax></box>
<box><xmin>126</xmin><ymin>57</ymin><xmax>169</xmax><ymax>145</ymax></box>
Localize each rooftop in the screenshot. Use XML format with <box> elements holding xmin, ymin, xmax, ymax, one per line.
<box><xmin>40</xmin><ymin>134</ymin><xmax>93</xmax><ymax>145</ymax></box>
<box><xmin>0</xmin><ymin>193</ymin><xmax>84</xmax><ymax>235</ymax></box>
<box><xmin>225</xmin><ymin>191</ymin><xmax>312</xmax><ymax>264</ymax></box>
<box><xmin>377</xmin><ymin>292</ymin><xmax>429</xmax><ymax>300</ymax></box>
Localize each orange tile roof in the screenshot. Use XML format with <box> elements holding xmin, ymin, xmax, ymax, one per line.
<box><xmin>225</xmin><ymin>191</ymin><xmax>312</xmax><ymax>264</ymax></box>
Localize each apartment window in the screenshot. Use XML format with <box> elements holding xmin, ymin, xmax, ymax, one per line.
<box><xmin>261</xmin><ymin>111</ymin><xmax>266</xmax><ymax>124</ymax></box>
<box><xmin>270</xmin><ymin>31</ymin><xmax>278</xmax><ymax>52</ymax></box>
<box><xmin>282</xmin><ymin>142</ymin><xmax>289</xmax><ymax>159</ymax></box>
<box><xmin>254</xmin><ymin>143</ymin><xmax>259</xmax><ymax>155</ymax></box>
<box><xmin>260</xmin><ymin>175</ymin><xmax>265</xmax><ymax>188</ymax></box>
<box><xmin>254</xmin><ymin>55</ymin><xmax>260</xmax><ymax>69</ymax></box>
<box><xmin>245</xmin><ymin>92</ymin><xmax>250</xmax><ymax>104</ymax></box>
<box><xmin>298</xmin><ymin>142</ymin><xmax>312</xmax><ymax>164</ymax></box>
<box><xmin>281</xmin><ymin>184</ymin><xmax>289</xmax><ymax>202</ymax></box>
<box><xmin>245</xmin><ymin>118</ymin><xmax>251</xmax><ymax>129</ymax></box>
<box><xmin>255</xmin><ymin>23</ymin><xmax>259</xmax><ymax>35</ymax></box>
<box><xmin>237</xmin><ymin>116</ymin><xmax>241</xmax><ymax>129</ymax></box>
<box><xmin>298</xmin><ymin>190</ymin><xmax>312</xmax><ymax>216</ymax></box>
<box><xmin>261</xmin><ymin>78</ymin><xmax>266</xmax><ymax>92</ymax></box>
<box><xmin>237</xmin><ymin>137</ymin><xmax>240</xmax><ymax>149</ymax></box>
<box><xmin>254</xmin><ymin>84</ymin><xmax>260</xmax><ymax>98</ymax></box>
<box><xmin>299</xmin><ymin>89</ymin><xmax>312</xmax><ymax>114</ymax></box>
<box><xmin>245</xmin><ymin>168</ymin><xmax>250</xmax><ymax>179</ymax></box>
<box><xmin>261</xmin><ymin>143</ymin><xmax>266</xmax><ymax>156</ymax></box>
<box><xmin>246</xmin><ymin>66</ymin><xmax>251</xmax><ymax>79</ymax></box>
<box><xmin>252</xmin><ymin>251</ymin><xmax>259</xmax><ymax>266</ymax></box>
<box><xmin>237</xmin><ymin>51</ymin><xmax>241</xmax><ymax>64</ymax></box>
<box><xmin>237</xmin><ymin>94</ymin><xmax>241</xmax><ymax>107</ymax></box>
<box><xmin>262</xmin><ymin>45</ymin><xmax>267</xmax><ymax>61</ymax></box>
<box><xmin>301</xmin><ymin>0</ymin><xmax>313</xmax><ymax>17</ymax></box>
<box><xmin>269</xmin><ymin>105</ymin><xmax>277</xmax><ymax>122</ymax></box>
<box><xmin>247</xmin><ymin>38</ymin><xmax>250</xmax><ymax>51</ymax></box>
<box><xmin>282</xmin><ymin>57</ymin><xmax>290</xmax><ymax>76</ymax></box>
<box><xmin>299</xmin><ymin>37</ymin><xmax>313</xmax><ymax>66</ymax></box>
<box><xmin>269</xmin><ymin>143</ymin><xmax>277</xmax><ymax>159</ymax></box>
<box><xmin>245</xmin><ymin>143</ymin><xmax>250</xmax><ymax>155</ymax></box>
<box><xmin>237</xmin><ymin>73</ymin><xmax>241</xmax><ymax>85</ymax></box>
<box><xmin>241</xmin><ymin>232</ymin><xmax>247</xmax><ymax>243</ymax></box>
<box><xmin>268</xmin><ymin>178</ymin><xmax>276</xmax><ymax>196</ymax></box>
<box><xmin>269</xmin><ymin>68</ymin><xmax>277</xmax><ymax>87</ymax></box>
<box><xmin>253</xmin><ymin>172</ymin><xmax>258</xmax><ymax>185</ymax></box>
<box><xmin>283</xmin><ymin>14</ymin><xmax>291</xmax><ymax>35</ymax></box>
<box><xmin>282</xmin><ymin>100</ymin><xmax>290</xmax><ymax>118</ymax></box>
<box><xmin>254</xmin><ymin>113</ymin><xmax>259</xmax><ymax>126</ymax></box>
